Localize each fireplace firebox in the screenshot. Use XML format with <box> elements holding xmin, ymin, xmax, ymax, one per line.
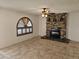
<box><xmin>50</xmin><ymin>28</ymin><xmax>61</xmax><ymax>39</ymax></box>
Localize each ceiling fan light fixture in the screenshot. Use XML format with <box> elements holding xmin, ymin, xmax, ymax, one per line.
<box><xmin>42</xmin><ymin>8</ymin><xmax>49</xmax><ymax>17</ymax></box>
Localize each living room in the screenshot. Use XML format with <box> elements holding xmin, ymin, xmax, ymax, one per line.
<box><xmin>0</xmin><ymin>0</ymin><xmax>79</xmax><ymax>59</ymax></box>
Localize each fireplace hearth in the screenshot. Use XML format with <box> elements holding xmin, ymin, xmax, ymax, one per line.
<box><xmin>41</xmin><ymin>35</ymin><xmax>70</xmax><ymax>43</ymax></box>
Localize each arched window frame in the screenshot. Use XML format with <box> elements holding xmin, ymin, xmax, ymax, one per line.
<box><xmin>16</xmin><ymin>17</ymin><xmax>33</xmax><ymax>36</ymax></box>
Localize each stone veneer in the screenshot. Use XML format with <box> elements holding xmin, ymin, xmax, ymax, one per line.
<box><xmin>46</xmin><ymin>13</ymin><xmax>68</xmax><ymax>38</ymax></box>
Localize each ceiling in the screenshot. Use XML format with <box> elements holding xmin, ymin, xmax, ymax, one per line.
<box><xmin>0</xmin><ymin>0</ymin><xmax>79</xmax><ymax>15</ymax></box>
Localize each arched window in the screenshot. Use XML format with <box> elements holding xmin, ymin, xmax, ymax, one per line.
<box><xmin>17</xmin><ymin>17</ymin><xmax>33</xmax><ymax>36</ymax></box>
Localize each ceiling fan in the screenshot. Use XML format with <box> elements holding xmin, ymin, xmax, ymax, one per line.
<box><xmin>41</xmin><ymin>8</ymin><xmax>49</xmax><ymax>17</ymax></box>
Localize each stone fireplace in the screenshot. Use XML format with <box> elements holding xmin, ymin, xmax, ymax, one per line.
<box><xmin>46</xmin><ymin>13</ymin><xmax>68</xmax><ymax>40</ymax></box>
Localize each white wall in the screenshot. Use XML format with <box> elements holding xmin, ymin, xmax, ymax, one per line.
<box><xmin>67</xmin><ymin>12</ymin><xmax>79</xmax><ymax>41</ymax></box>
<box><xmin>0</xmin><ymin>8</ymin><xmax>39</xmax><ymax>48</ymax></box>
<box><xmin>39</xmin><ymin>16</ymin><xmax>46</xmax><ymax>36</ymax></box>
